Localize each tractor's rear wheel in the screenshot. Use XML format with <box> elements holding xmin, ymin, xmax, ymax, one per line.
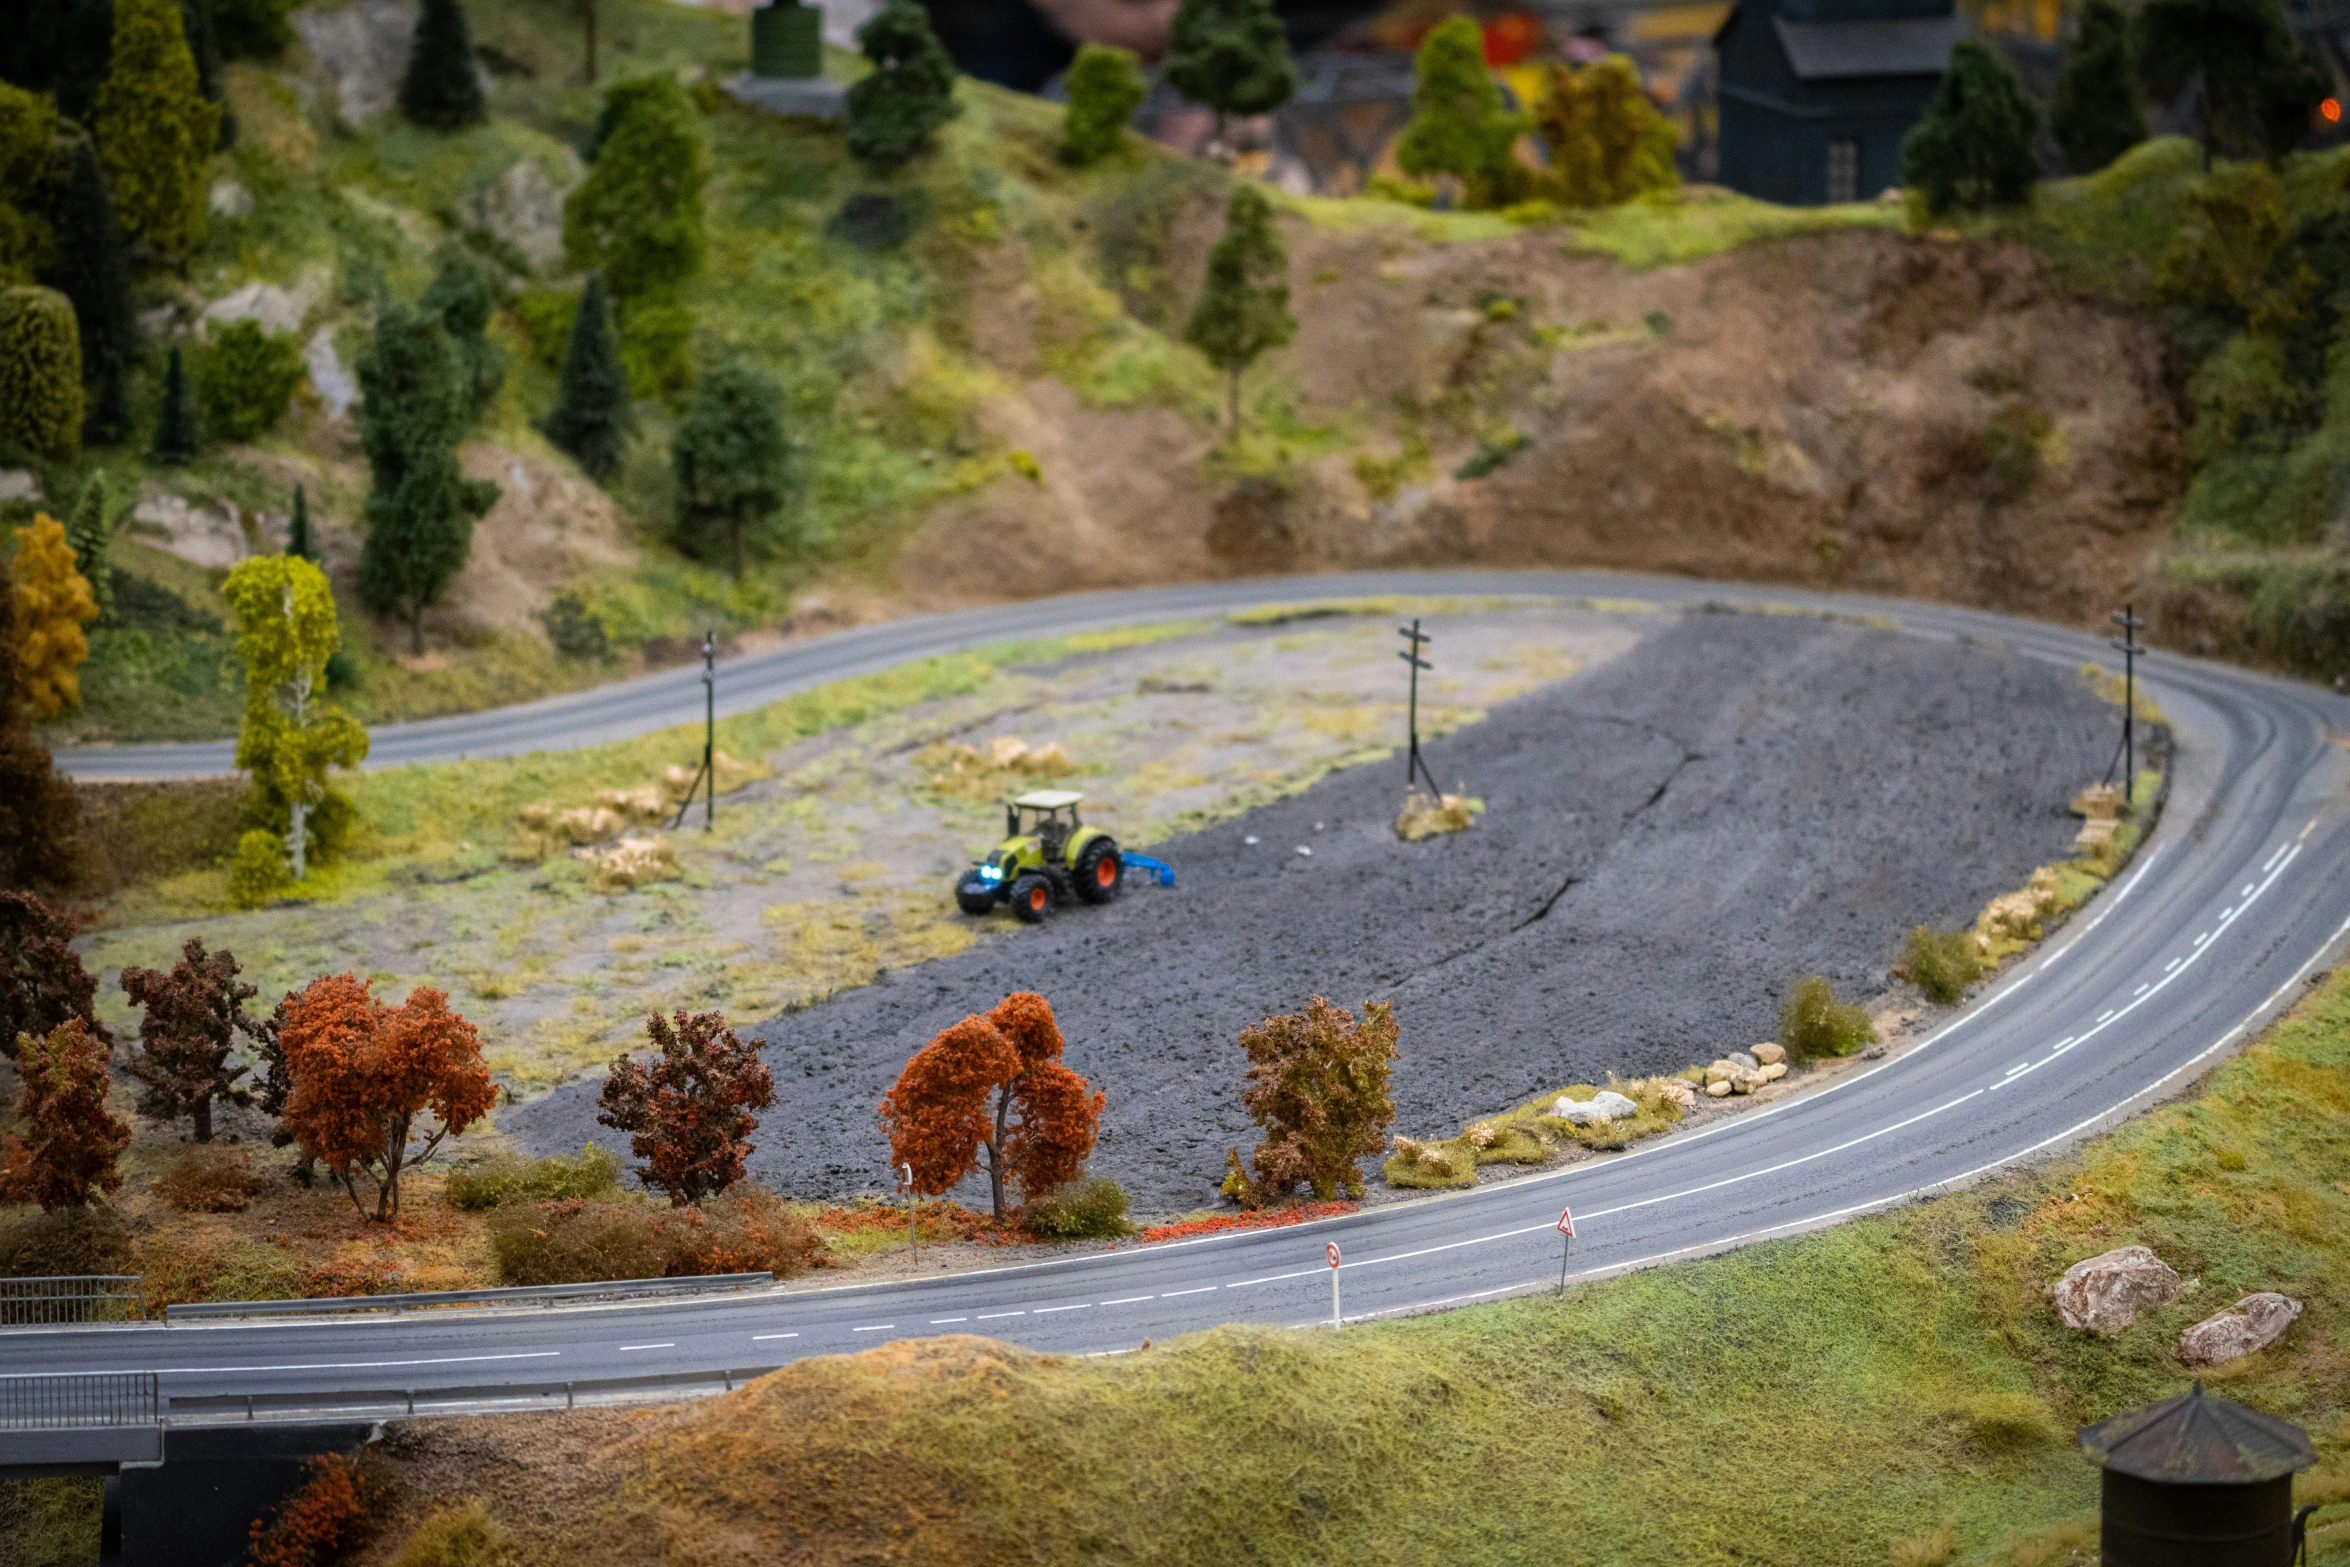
<box><xmin>955</xmin><ymin>872</ymin><xmax>997</xmax><ymax>917</ymax></box>
<box><xmin>1010</xmin><ymin>873</ymin><xmax>1052</xmax><ymax>923</ymax></box>
<box><xmin>1074</xmin><ymin>837</ymin><xmax>1122</xmax><ymax>904</ymax></box>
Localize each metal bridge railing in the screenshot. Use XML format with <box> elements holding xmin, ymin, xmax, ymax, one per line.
<box><xmin>0</xmin><ymin>1372</ymin><xmax>159</xmax><ymax>1430</ymax></box>
<box><xmin>0</xmin><ymin>1275</ymin><xmax>147</xmax><ymax>1326</ymax></box>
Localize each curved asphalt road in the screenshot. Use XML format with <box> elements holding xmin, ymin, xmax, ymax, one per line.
<box><xmin>18</xmin><ymin>571</ymin><xmax>2350</xmax><ymax>1424</ymax></box>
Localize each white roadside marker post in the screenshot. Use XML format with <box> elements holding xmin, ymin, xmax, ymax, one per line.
<box><xmin>1556</xmin><ymin>1207</ymin><xmax>1575</xmax><ymax>1296</ymax></box>
<box><xmin>1328</xmin><ymin>1241</ymin><xmax>1343</xmax><ymax>1330</ymax></box>
<box><xmin>902</xmin><ymin>1163</ymin><xmax>918</xmax><ymax>1259</ymax></box>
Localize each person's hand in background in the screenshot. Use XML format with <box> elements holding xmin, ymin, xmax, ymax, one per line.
<box><xmin>1027</xmin><ymin>0</ymin><xmax>1180</xmax><ymax>58</ymax></box>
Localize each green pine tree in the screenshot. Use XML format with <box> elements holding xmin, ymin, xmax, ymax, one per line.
<box><xmin>92</xmin><ymin>0</ymin><xmax>221</xmax><ymax>262</ymax></box>
<box><xmin>543</xmin><ymin>270</ymin><xmax>633</xmax><ymax>480</ymax></box>
<box><xmin>672</xmin><ymin>357</ymin><xmax>794</xmax><ymax>578</ymax></box>
<box><xmin>562</xmin><ymin>75</ymin><xmax>711</xmax><ymax>302</ymax></box>
<box><xmin>2141</xmin><ymin>0</ymin><xmax>2328</xmax><ymax>164</ymax></box>
<box><xmin>844</xmin><ymin>0</ymin><xmax>961</xmax><ymax>171</ymax></box>
<box><xmin>1183</xmin><ymin>183</ymin><xmax>1295</xmax><ymax>435</ymax></box>
<box><xmin>8</xmin><ymin>0</ymin><xmax>118</xmax><ymax>122</ymax></box>
<box><xmin>421</xmin><ymin>248</ymin><xmax>506</xmax><ymax>424</ymax></box>
<box><xmin>286</xmin><ymin>481</ymin><xmax>314</xmax><ymax>559</ymax></box>
<box><xmin>1162</xmin><ymin>0</ymin><xmax>1298</xmax><ymax>148</ymax></box>
<box><xmin>355</xmin><ymin>299</ymin><xmax>500</xmax><ymax>654</ymax></box>
<box><xmin>2050</xmin><ymin>0</ymin><xmax>2146</xmax><ymax>173</ymax></box>
<box><xmin>212</xmin><ymin>0</ymin><xmax>294</xmax><ymax>61</ymax></box>
<box><xmin>1062</xmin><ymin>42</ymin><xmax>1148</xmax><ymax>166</ymax></box>
<box><xmin>1396</xmin><ymin>16</ymin><xmax>1528</xmax><ymax>210</ymax></box>
<box><xmin>46</xmin><ymin>136</ymin><xmax>137</xmax><ymax>445</ymax></box>
<box><xmin>399</xmin><ymin>0</ymin><xmax>487</xmax><ymax>131</ymax></box>
<box><xmin>177</xmin><ymin>0</ymin><xmax>236</xmax><ymax>149</ymax></box>
<box><xmin>149</xmin><ymin>342</ymin><xmax>202</xmax><ymax>463</ymax></box>
<box><xmin>63</xmin><ymin>475</ymin><xmax>114</xmax><ymax>623</ymax></box>
<box><xmin>1902</xmin><ymin>39</ymin><xmax>2042</xmax><ymax>215</ymax></box>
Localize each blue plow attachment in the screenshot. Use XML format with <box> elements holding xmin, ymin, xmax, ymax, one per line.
<box><xmin>1119</xmin><ymin>853</ymin><xmax>1175</xmax><ymax>888</ymax></box>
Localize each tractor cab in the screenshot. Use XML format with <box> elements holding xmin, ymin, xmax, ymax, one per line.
<box><xmin>1003</xmin><ymin>790</ymin><xmax>1085</xmax><ymax>862</ymax></box>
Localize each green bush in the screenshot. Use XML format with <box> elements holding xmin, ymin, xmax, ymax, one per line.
<box><xmin>192</xmin><ymin>319</ymin><xmax>305</xmax><ymax>442</ymax></box>
<box><xmin>0</xmin><ymin>286</ymin><xmax>84</xmax><ymax>461</ymax></box>
<box><xmin>1022</xmin><ymin>1175</ymin><xmax>1133</xmax><ymax>1238</ymax></box>
<box><xmin>444</xmin><ymin>1144</ymin><xmax>621</xmax><ymax>1211</ymax></box>
<box><xmin>1901</xmin><ymin>926</ymin><xmax>1983</xmax><ymax>1005</ymax></box>
<box><xmin>619</xmin><ymin>291</ymin><xmax>695</xmax><ymax>402</ymax></box>
<box><xmin>540</xmin><ymin>591</ymin><xmax>610</xmax><ymax>661</ymax></box>
<box><xmin>388</xmin><ymin>1499</ymin><xmax>513</xmax><ymax>1567</ymax></box>
<box><xmin>512</xmin><ymin>287</ymin><xmax>580</xmax><ymax>367</ymax></box>
<box><xmin>227</xmin><ymin>827</ymin><xmax>289</xmax><ymax>907</ymax></box>
<box><xmin>1062</xmin><ymin>43</ymin><xmax>1147</xmax><ymax>165</ymax></box>
<box><xmin>1778</xmin><ymin>974</ymin><xmax>1876</xmax><ymax>1061</ymax></box>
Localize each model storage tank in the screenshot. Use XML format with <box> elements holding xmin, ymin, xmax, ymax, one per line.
<box><xmin>2078</xmin><ymin>1382</ymin><xmax>2319</xmax><ymax>1567</ymax></box>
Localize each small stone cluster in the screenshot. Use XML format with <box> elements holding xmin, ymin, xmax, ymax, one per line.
<box><xmin>2071</xmin><ymin>782</ymin><xmax>2122</xmax><ymax>855</ymax></box>
<box><xmin>1977</xmin><ymin>866</ymin><xmax>2062</xmax><ymax>951</ymax></box>
<box><xmin>2050</xmin><ymin>1244</ymin><xmax>2303</xmax><ymax>1368</ymax></box>
<box><xmin>1702</xmin><ymin>1042</ymin><xmax>1788</xmax><ymax>1098</ymax></box>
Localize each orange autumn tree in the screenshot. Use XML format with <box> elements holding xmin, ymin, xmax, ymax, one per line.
<box><xmin>278</xmin><ymin>974</ymin><xmax>497</xmax><ymax>1220</ymax></box>
<box><xmin>1232</xmin><ymin>995</ymin><xmax>1398</xmax><ymax>1202</ymax></box>
<box><xmin>0</xmin><ymin>1018</ymin><xmax>132</xmax><ymax>1210</ymax></box>
<box><xmin>879</xmin><ymin>991</ymin><xmax>1103</xmax><ymax>1221</ymax></box>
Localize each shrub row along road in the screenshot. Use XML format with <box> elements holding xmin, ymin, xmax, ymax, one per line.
<box><xmin>20</xmin><ymin>572</ymin><xmax>2350</xmax><ymax>1423</ymax></box>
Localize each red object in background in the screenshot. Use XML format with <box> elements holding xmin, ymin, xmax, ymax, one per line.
<box><xmin>2324</xmin><ymin>97</ymin><xmax>2344</xmax><ymax>124</ymax></box>
<box><xmin>1482</xmin><ymin>12</ymin><xmax>1541</xmax><ymax>65</ymax></box>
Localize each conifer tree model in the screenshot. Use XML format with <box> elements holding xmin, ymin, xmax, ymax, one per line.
<box><xmin>49</xmin><ymin>137</ymin><xmax>137</xmax><ymax>445</ymax></box>
<box><xmin>561</xmin><ymin>75</ymin><xmax>711</xmax><ymax>301</ymax></box>
<box><xmin>543</xmin><ymin>270</ymin><xmax>633</xmax><ymax>480</ymax></box>
<box><xmin>2051</xmin><ymin>0</ymin><xmax>2147</xmax><ymax>174</ymax></box>
<box><xmin>1902</xmin><ymin>39</ymin><xmax>2042</xmax><ymax>214</ymax></box>
<box><xmin>400</xmin><ymin>0</ymin><xmax>487</xmax><ymax>131</ymax></box>
<box><xmin>0</xmin><ymin>286</ymin><xmax>84</xmax><ymax>461</ymax></box>
<box><xmin>1396</xmin><ymin>16</ymin><xmax>1527</xmax><ymax>210</ymax></box>
<box><xmin>286</xmin><ymin>482</ymin><xmax>315</xmax><ymax>559</ymax></box>
<box><xmin>92</xmin><ymin>0</ymin><xmax>221</xmax><ymax>261</ymax></box>
<box><xmin>845</xmin><ymin>0</ymin><xmax>961</xmax><ymax>171</ymax></box>
<box><xmin>176</xmin><ymin>0</ymin><xmax>236</xmax><ymax>148</ymax></box>
<box><xmin>150</xmin><ymin>343</ymin><xmax>203</xmax><ymax>464</ymax></box>
<box><xmin>671</xmin><ymin>357</ymin><xmax>794</xmax><ymax>578</ymax></box>
<box><xmin>421</xmin><ymin>249</ymin><xmax>507</xmax><ymax>423</ymax></box>
<box><xmin>1184</xmin><ymin>183</ymin><xmax>1296</xmax><ymax>436</ymax></box>
<box><xmin>2140</xmin><ymin>0</ymin><xmax>2329</xmax><ymax>163</ymax></box>
<box><xmin>355</xmin><ymin>300</ymin><xmax>499</xmax><ymax>654</ymax></box>
<box><xmin>63</xmin><ymin>476</ymin><xmax>114</xmax><ymax>624</ymax></box>
<box><xmin>1162</xmin><ymin>0</ymin><xmax>1298</xmax><ymax>150</ymax></box>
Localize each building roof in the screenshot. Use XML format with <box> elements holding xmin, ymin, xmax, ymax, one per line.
<box><xmin>1772</xmin><ymin>16</ymin><xmax>1969</xmax><ymax>79</ymax></box>
<box><xmin>2078</xmin><ymin>1383</ymin><xmax>2319</xmax><ymax>1485</ymax></box>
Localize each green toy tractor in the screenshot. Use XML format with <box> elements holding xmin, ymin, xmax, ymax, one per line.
<box><xmin>955</xmin><ymin>790</ymin><xmax>1122</xmax><ymax>922</ymax></box>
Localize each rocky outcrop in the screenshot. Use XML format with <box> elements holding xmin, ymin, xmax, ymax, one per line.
<box><xmin>2053</xmin><ymin>1245</ymin><xmax>2182</xmax><ymax>1335</ymax></box>
<box><xmin>2177</xmin><ymin>1293</ymin><xmax>2302</xmax><ymax>1368</ymax></box>
<box><xmin>1554</xmin><ymin>1090</ymin><xmax>1638</xmax><ymax>1125</ymax></box>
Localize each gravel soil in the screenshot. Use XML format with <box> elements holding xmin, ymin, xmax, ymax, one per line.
<box><xmin>508</xmin><ymin>612</ymin><xmax>2114</xmax><ymax>1216</ymax></box>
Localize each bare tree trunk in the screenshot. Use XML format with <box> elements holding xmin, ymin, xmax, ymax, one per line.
<box><xmin>581</xmin><ymin>0</ymin><xmax>598</xmax><ymax>84</ymax></box>
<box><xmin>193</xmin><ymin>1095</ymin><xmax>212</xmax><ymax>1144</ymax></box>
<box><xmin>986</xmin><ymin>1085</ymin><xmax>1011</xmax><ymax>1220</ymax></box>
<box><xmin>411</xmin><ymin>601</ymin><xmax>426</xmax><ymax>657</ymax></box>
<box><xmin>1227</xmin><ymin>367</ymin><xmax>1241</xmax><ymax>435</ymax></box>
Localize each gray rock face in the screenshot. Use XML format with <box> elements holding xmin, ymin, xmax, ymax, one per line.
<box><xmin>203</xmin><ymin>281</ymin><xmax>312</xmax><ymax>339</ymax></box>
<box><xmin>209</xmin><ymin>179</ymin><xmax>254</xmax><ymax>218</ymax></box>
<box><xmin>0</xmin><ymin>470</ymin><xmax>41</xmax><ymax>503</ymax></box>
<box><xmin>132</xmin><ymin>492</ymin><xmax>251</xmax><ymax>569</ymax></box>
<box><xmin>1555</xmin><ymin>1090</ymin><xmax>1639</xmax><ymax>1124</ymax></box>
<box><xmin>473</xmin><ymin>153</ymin><xmax>582</xmax><ymax>274</ymax></box>
<box><xmin>2053</xmin><ymin>1245</ymin><xmax>2183</xmax><ymax>1335</ymax></box>
<box><xmin>292</xmin><ymin>0</ymin><xmax>420</xmax><ymax>125</ymax></box>
<box><xmin>2178</xmin><ymin>1292</ymin><xmax>2302</xmax><ymax>1368</ymax></box>
<box><xmin>305</xmin><ymin>328</ymin><xmax>358</xmax><ymax>418</ymax></box>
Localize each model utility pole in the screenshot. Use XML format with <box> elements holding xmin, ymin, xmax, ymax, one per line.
<box><xmin>2111</xmin><ymin>605</ymin><xmax>2144</xmax><ymax>810</ymax></box>
<box><xmin>668</xmin><ymin>631</ymin><xmax>719</xmax><ymax>833</ymax></box>
<box><xmin>1397</xmin><ymin>619</ymin><xmax>1442</xmax><ymax>798</ymax></box>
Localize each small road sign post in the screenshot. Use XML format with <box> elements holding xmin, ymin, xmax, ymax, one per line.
<box><xmin>901</xmin><ymin>1164</ymin><xmax>918</xmax><ymax>1258</ymax></box>
<box><xmin>1328</xmin><ymin>1242</ymin><xmax>1343</xmax><ymax>1330</ymax></box>
<box><xmin>2110</xmin><ymin>605</ymin><xmax>2145</xmax><ymax>805</ymax></box>
<box><xmin>1556</xmin><ymin>1207</ymin><xmax>1575</xmax><ymax>1296</ymax></box>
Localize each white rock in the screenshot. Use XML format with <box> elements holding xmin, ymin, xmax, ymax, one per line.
<box><xmin>1729</xmin><ymin>1050</ymin><xmax>1759</xmax><ymax>1071</ymax></box>
<box><xmin>202</xmin><ymin>281</ymin><xmax>310</xmax><ymax>340</ymax></box>
<box><xmin>131</xmin><ymin>492</ymin><xmax>250</xmax><ymax>569</ymax></box>
<box><xmin>1705</xmin><ymin>1078</ymin><xmax>1732</xmax><ymax>1098</ymax></box>
<box><xmin>1758</xmin><ymin>1061</ymin><xmax>1787</xmax><ymax>1082</ymax></box>
<box><xmin>471</xmin><ymin>153</ymin><xmax>580</xmax><ymax>273</ymax></box>
<box><xmin>1553</xmin><ymin>1090</ymin><xmax>1639</xmax><ymax>1125</ymax></box>
<box><xmin>293</xmin><ymin>0</ymin><xmax>422</xmax><ymax>126</ymax></box>
<box><xmin>2052</xmin><ymin>1245</ymin><xmax>2183</xmax><ymax>1335</ymax></box>
<box><xmin>2178</xmin><ymin>1293</ymin><xmax>2302</xmax><ymax>1368</ymax></box>
<box><xmin>209</xmin><ymin>179</ymin><xmax>254</xmax><ymax>218</ymax></box>
<box><xmin>0</xmin><ymin>469</ymin><xmax>41</xmax><ymax>503</ymax></box>
<box><xmin>305</xmin><ymin>328</ymin><xmax>357</xmax><ymax>417</ymax></box>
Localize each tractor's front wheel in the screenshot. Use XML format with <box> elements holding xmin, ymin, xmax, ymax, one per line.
<box><xmin>1010</xmin><ymin>872</ymin><xmax>1052</xmax><ymax>923</ymax></box>
<box><xmin>955</xmin><ymin>872</ymin><xmax>997</xmax><ymax>917</ymax></box>
<box><xmin>1073</xmin><ymin>837</ymin><xmax>1122</xmax><ymax>904</ymax></box>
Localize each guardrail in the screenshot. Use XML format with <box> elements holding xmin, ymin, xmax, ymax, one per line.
<box><xmin>166</xmin><ymin>1364</ymin><xmax>782</xmax><ymax>1424</ymax></box>
<box><xmin>1</xmin><ymin>1276</ymin><xmax>146</xmax><ymax>1326</ymax></box>
<box><xmin>163</xmin><ymin>1271</ymin><xmax>772</xmax><ymax>1321</ymax></box>
<box><xmin>0</xmin><ymin>1371</ymin><xmax>158</xmax><ymax>1429</ymax></box>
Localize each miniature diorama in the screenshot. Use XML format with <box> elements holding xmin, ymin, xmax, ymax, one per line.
<box><xmin>1</xmin><ymin>0</ymin><xmax>2344</xmax><ymax>1559</ymax></box>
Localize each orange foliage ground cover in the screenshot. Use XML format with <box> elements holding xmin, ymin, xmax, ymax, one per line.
<box><xmin>1140</xmin><ymin>1201</ymin><xmax>1359</xmax><ymax>1243</ymax></box>
<box><xmin>247</xmin><ymin>1452</ymin><xmax>376</xmax><ymax>1567</ymax></box>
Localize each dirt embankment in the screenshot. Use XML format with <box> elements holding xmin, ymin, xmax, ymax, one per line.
<box><xmin>897</xmin><ymin>220</ymin><xmax>2181</xmax><ymax>633</ymax></box>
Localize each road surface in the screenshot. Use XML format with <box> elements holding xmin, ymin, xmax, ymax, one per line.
<box><xmin>18</xmin><ymin>571</ymin><xmax>2350</xmax><ymax>1427</ymax></box>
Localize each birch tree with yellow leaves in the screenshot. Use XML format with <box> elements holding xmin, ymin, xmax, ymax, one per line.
<box><xmin>222</xmin><ymin>554</ymin><xmax>367</xmax><ymax>885</ymax></box>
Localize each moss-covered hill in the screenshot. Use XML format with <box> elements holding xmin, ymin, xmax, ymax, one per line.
<box><xmin>11</xmin><ymin>0</ymin><xmax>2344</xmax><ymax>748</ymax></box>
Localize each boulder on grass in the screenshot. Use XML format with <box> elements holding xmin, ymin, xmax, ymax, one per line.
<box><xmin>2178</xmin><ymin>1293</ymin><xmax>2302</xmax><ymax>1368</ymax></box>
<box><xmin>1553</xmin><ymin>1090</ymin><xmax>1639</xmax><ymax>1125</ymax></box>
<box><xmin>2053</xmin><ymin>1245</ymin><xmax>2182</xmax><ymax>1335</ymax></box>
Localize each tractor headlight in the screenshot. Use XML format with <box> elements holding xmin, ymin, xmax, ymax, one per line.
<box><xmin>975</xmin><ymin>863</ymin><xmax>1002</xmax><ymax>882</ymax></box>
